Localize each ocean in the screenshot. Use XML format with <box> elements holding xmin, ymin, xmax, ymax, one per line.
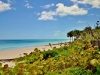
<box><xmin>0</xmin><ymin>39</ymin><xmax>69</xmax><ymax>51</ymax></box>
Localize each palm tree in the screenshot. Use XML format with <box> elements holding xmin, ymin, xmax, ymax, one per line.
<box><xmin>84</xmin><ymin>26</ymin><xmax>93</xmax><ymax>41</ymax></box>
<box><xmin>95</xmin><ymin>21</ymin><xmax>100</xmax><ymax>29</ymax></box>
<box><xmin>67</xmin><ymin>30</ymin><xmax>74</xmax><ymax>42</ymax></box>
<box><xmin>73</xmin><ymin>29</ymin><xmax>81</xmax><ymax>40</ymax></box>
<box><xmin>67</xmin><ymin>31</ymin><xmax>71</xmax><ymax>42</ymax></box>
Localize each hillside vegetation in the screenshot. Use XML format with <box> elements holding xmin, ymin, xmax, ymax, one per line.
<box><xmin>0</xmin><ymin>21</ymin><xmax>100</xmax><ymax>75</ymax></box>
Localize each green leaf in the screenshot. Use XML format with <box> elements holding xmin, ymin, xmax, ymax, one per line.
<box><xmin>97</xmin><ymin>65</ymin><xmax>100</xmax><ymax>71</ymax></box>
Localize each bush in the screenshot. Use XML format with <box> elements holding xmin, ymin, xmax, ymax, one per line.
<box><xmin>43</xmin><ymin>50</ymin><xmax>58</xmax><ymax>59</ymax></box>
<box><xmin>34</xmin><ymin>48</ymin><xmax>39</xmax><ymax>52</ymax></box>
<box><xmin>63</xmin><ymin>46</ymin><xmax>68</xmax><ymax>50</ymax></box>
<box><xmin>65</xmin><ymin>68</ymin><xmax>92</xmax><ymax>75</ymax></box>
<box><xmin>53</xmin><ymin>46</ymin><xmax>56</xmax><ymax>49</ymax></box>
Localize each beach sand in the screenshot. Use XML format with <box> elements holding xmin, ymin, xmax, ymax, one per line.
<box><xmin>0</xmin><ymin>44</ymin><xmax>63</xmax><ymax>67</ymax></box>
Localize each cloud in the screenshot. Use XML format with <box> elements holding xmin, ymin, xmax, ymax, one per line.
<box><xmin>77</xmin><ymin>20</ymin><xmax>86</xmax><ymax>23</ymax></box>
<box><xmin>90</xmin><ymin>14</ymin><xmax>94</xmax><ymax>16</ymax></box>
<box><xmin>24</xmin><ymin>0</ymin><xmax>33</xmax><ymax>9</ymax></box>
<box><xmin>25</xmin><ymin>3</ymin><xmax>33</xmax><ymax>8</ymax></box>
<box><xmin>37</xmin><ymin>13</ymin><xmax>41</xmax><ymax>16</ymax></box>
<box><xmin>41</xmin><ymin>3</ymin><xmax>54</xmax><ymax>9</ymax></box>
<box><xmin>33</xmin><ymin>34</ymin><xmax>38</xmax><ymax>37</ymax></box>
<box><xmin>0</xmin><ymin>1</ymin><xmax>11</xmax><ymax>12</ymax></box>
<box><xmin>38</xmin><ymin>11</ymin><xmax>57</xmax><ymax>20</ymax></box>
<box><xmin>55</xmin><ymin>31</ymin><xmax>61</xmax><ymax>33</ymax></box>
<box><xmin>71</xmin><ymin>0</ymin><xmax>100</xmax><ymax>8</ymax></box>
<box><xmin>7</xmin><ymin>0</ymin><xmax>12</xmax><ymax>3</ymax></box>
<box><xmin>25</xmin><ymin>0</ymin><xmax>28</xmax><ymax>2</ymax></box>
<box><xmin>54</xmin><ymin>31</ymin><xmax>65</xmax><ymax>36</ymax></box>
<box><xmin>13</xmin><ymin>7</ymin><xmax>16</xmax><ymax>10</ymax></box>
<box><xmin>54</xmin><ymin>31</ymin><xmax>61</xmax><ymax>36</ymax></box>
<box><xmin>69</xmin><ymin>17</ymin><xmax>74</xmax><ymax>19</ymax></box>
<box><xmin>96</xmin><ymin>15</ymin><xmax>99</xmax><ymax>16</ymax></box>
<box><xmin>88</xmin><ymin>14</ymin><xmax>94</xmax><ymax>16</ymax></box>
<box><xmin>38</xmin><ymin>3</ymin><xmax>88</xmax><ymax>20</ymax></box>
<box><xmin>62</xmin><ymin>32</ymin><xmax>65</xmax><ymax>34</ymax></box>
<box><xmin>56</xmin><ymin>3</ymin><xmax>88</xmax><ymax>17</ymax></box>
<box><xmin>7</xmin><ymin>0</ymin><xmax>16</xmax><ymax>4</ymax></box>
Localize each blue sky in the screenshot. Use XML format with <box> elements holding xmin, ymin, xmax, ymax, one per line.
<box><xmin>0</xmin><ymin>0</ymin><xmax>100</xmax><ymax>39</ymax></box>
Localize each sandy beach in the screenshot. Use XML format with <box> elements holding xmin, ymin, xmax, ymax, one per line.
<box><xmin>0</xmin><ymin>44</ymin><xmax>62</xmax><ymax>67</ymax></box>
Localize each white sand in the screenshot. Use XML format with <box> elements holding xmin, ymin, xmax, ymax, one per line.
<box><xmin>0</xmin><ymin>44</ymin><xmax>61</xmax><ymax>67</ymax></box>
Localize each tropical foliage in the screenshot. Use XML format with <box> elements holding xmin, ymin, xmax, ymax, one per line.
<box><xmin>0</xmin><ymin>21</ymin><xmax>100</xmax><ymax>75</ymax></box>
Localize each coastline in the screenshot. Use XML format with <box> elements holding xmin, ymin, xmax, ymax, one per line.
<box><xmin>0</xmin><ymin>44</ymin><xmax>62</xmax><ymax>59</ymax></box>
<box><xmin>0</xmin><ymin>41</ymin><xmax>69</xmax><ymax>67</ymax></box>
<box><xmin>0</xmin><ymin>43</ymin><xmax>65</xmax><ymax>67</ymax></box>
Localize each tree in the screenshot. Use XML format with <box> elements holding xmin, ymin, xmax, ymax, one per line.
<box><xmin>67</xmin><ymin>30</ymin><xmax>74</xmax><ymax>42</ymax></box>
<box><xmin>95</xmin><ymin>21</ymin><xmax>100</xmax><ymax>29</ymax></box>
<box><xmin>73</xmin><ymin>29</ymin><xmax>81</xmax><ymax>40</ymax></box>
<box><xmin>84</xmin><ymin>26</ymin><xmax>93</xmax><ymax>41</ymax></box>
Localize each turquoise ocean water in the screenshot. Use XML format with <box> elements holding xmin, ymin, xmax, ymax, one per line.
<box><xmin>0</xmin><ymin>39</ymin><xmax>69</xmax><ymax>51</ymax></box>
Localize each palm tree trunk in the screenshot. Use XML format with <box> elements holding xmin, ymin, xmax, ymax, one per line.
<box><xmin>72</xmin><ymin>37</ymin><xmax>73</xmax><ymax>42</ymax></box>
<box><xmin>70</xmin><ymin>37</ymin><xmax>71</xmax><ymax>42</ymax></box>
<box><xmin>90</xmin><ymin>33</ymin><xmax>92</xmax><ymax>41</ymax></box>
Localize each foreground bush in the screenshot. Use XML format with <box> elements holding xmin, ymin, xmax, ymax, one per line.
<box><xmin>43</xmin><ymin>50</ymin><xmax>58</xmax><ymax>59</ymax></box>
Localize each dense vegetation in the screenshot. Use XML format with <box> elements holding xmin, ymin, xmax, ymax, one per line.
<box><xmin>0</xmin><ymin>21</ymin><xmax>100</xmax><ymax>75</ymax></box>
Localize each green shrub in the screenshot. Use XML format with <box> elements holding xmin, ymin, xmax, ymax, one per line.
<box><xmin>0</xmin><ymin>63</ymin><xmax>2</xmax><ymax>67</ymax></box>
<box><xmin>34</xmin><ymin>48</ymin><xmax>39</xmax><ymax>52</ymax></box>
<box><xmin>53</xmin><ymin>55</ymin><xmax>60</xmax><ymax>60</ymax></box>
<box><xmin>94</xmin><ymin>65</ymin><xmax>100</xmax><ymax>75</ymax></box>
<box><xmin>65</xmin><ymin>68</ymin><xmax>92</xmax><ymax>75</ymax></box>
<box><xmin>43</xmin><ymin>50</ymin><xmax>58</xmax><ymax>59</ymax></box>
<box><xmin>63</xmin><ymin>46</ymin><xmax>68</xmax><ymax>50</ymax></box>
<box><xmin>53</xmin><ymin>46</ymin><xmax>56</xmax><ymax>49</ymax></box>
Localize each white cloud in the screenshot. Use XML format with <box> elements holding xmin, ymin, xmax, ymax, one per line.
<box><xmin>71</xmin><ymin>0</ymin><xmax>100</xmax><ymax>8</ymax></box>
<box><xmin>38</xmin><ymin>11</ymin><xmax>57</xmax><ymax>20</ymax></box>
<box><xmin>24</xmin><ymin>0</ymin><xmax>33</xmax><ymax>9</ymax></box>
<box><xmin>7</xmin><ymin>0</ymin><xmax>12</xmax><ymax>3</ymax></box>
<box><xmin>54</xmin><ymin>31</ymin><xmax>65</xmax><ymax>36</ymax></box>
<box><xmin>7</xmin><ymin>0</ymin><xmax>15</xmax><ymax>4</ymax></box>
<box><xmin>37</xmin><ymin>13</ymin><xmax>41</xmax><ymax>16</ymax></box>
<box><xmin>54</xmin><ymin>34</ymin><xmax>59</xmax><ymax>36</ymax></box>
<box><xmin>56</xmin><ymin>3</ymin><xmax>88</xmax><ymax>17</ymax></box>
<box><xmin>0</xmin><ymin>1</ymin><xmax>11</xmax><ymax>12</ymax></box>
<box><xmin>90</xmin><ymin>14</ymin><xmax>94</xmax><ymax>15</ymax></box>
<box><xmin>62</xmin><ymin>32</ymin><xmax>65</xmax><ymax>34</ymax></box>
<box><xmin>41</xmin><ymin>3</ymin><xmax>54</xmax><ymax>9</ymax></box>
<box><xmin>96</xmin><ymin>15</ymin><xmax>99</xmax><ymax>16</ymax></box>
<box><xmin>54</xmin><ymin>31</ymin><xmax>61</xmax><ymax>36</ymax></box>
<box><xmin>69</xmin><ymin>17</ymin><xmax>74</xmax><ymax>19</ymax></box>
<box><xmin>77</xmin><ymin>20</ymin><xmax>86</xmax><ymax>23</ymax></box>
<box><xmin>55</xmin><ymin>31</ymin><xmax>61</xmax><ymax>33</ymax></box>
<box><xmin>25</xmin><ymin>0</ymin><xmax>28</xmax><ymax>2</ymax></box>
<box><xmin>12</xmin><ymin>7</ymin><xmax>16</xmax><ymax>10</ymax></box>
<box><xmin>88</xmin><ymin>14</ymin><xmax>94</xmax><ymax>16</ymax></box>
<box><xmin>25</xmin><ymin>3</ymin><xmax>33</xmax><ymax>8</ymax></box>
<box><xmin>38</xmin><ymin>3</ymin><xmax>88</xmax><ymax>20</ymax></box>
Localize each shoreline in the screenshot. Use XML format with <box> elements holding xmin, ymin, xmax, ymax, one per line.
<box><xmin>0</xmin><ymin>43</ymin><xmax>64</xmax><ymax>59</ymax></box>
<box><xmin>0</xmin><ymin>42</ymin><xmax>69</xmax><ymax>67</ymax></box>
<box><xmin>0</xmin><ymin>39</ymin><xmax>68</xmax><ymax>51</ymax></box>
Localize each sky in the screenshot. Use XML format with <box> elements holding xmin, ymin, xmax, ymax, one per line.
<box><xmin>0</xmin><ymin>0</ymin><xmax>100</xmax><ymax>39</ymax></box>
